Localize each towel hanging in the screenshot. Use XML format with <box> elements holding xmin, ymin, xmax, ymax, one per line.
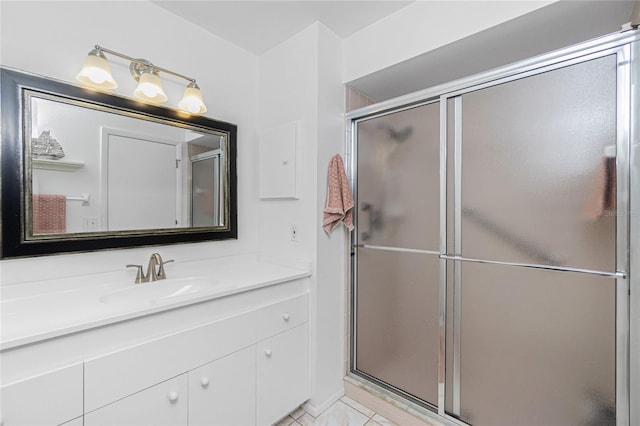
<box><xmin>585</xmin><ymin>153</ymin><xmax>616</xmax><ymax>220</ymax></box>
<box><xmin>323</xmin><ymin>154</ymin><xmax>354</xmax><ymax>234</ymax></box>
<box><xmin>32</xmin><ymin>194</ymin><xmax>66</xmax><ymax>234</ymax></box>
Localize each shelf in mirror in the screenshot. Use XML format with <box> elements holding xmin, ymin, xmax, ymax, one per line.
<box><xmin>32</xmin><ymin>158</ymin><xmax>85</xmax><ymax>172</ymax></box>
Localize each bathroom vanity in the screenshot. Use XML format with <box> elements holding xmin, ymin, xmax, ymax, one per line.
<box><xmin>0</xmin><ymin>255</ymin><xmax>311</xmax><ymax>426</ymax></box>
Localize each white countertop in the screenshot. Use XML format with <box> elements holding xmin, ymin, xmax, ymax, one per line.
<box><xmin>0</xmin><ymin>256</ymin><xmax>310</xmax><ymax>350</ymax></box>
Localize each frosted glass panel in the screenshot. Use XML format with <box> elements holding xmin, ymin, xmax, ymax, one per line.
<box><xmin>192</xmin><ymin>155</ymin><xmax>220</xmax><ymax>227</ymax></box>
<box><xmin>455</xmin><ymin>262</ymin><xmax>615</xmax><ymax>426</ymax></box>
<box><xmin>356</xmin><ymin>249</ymin><xmax>439</xmax><ymax>406</ymax></box>
<box><xmin>356</xmin><ymin>103</ymin><xmax>440</xmax><ymax>250</ymax></box>
<box><xmin>461</xmin><ymin>55</ymin><xmax>617</xmax><ymax>271</ymax></box>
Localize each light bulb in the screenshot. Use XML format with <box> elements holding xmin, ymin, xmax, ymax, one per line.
<box><xmin>86</xmin><ymin>68</ymin><xmax>108</xmax><ymax>84</ymax></box>
<box><xmin>133</xmin><ymin>70</ymin><xmax>167</xmax><ymax>103</ymax></box>
<box><xmin>142</xmin><ymin>84</ymin><xmax>158</xmax><ymax>98</ymax></box>
<box><xmin>183</xmin><ymin>96</ymin><xmax>201</xmax><ymax>113</ymax></box>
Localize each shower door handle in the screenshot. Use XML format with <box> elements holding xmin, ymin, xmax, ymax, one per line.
<box><xmin>360</xmin><ymin>202</ymin><xmax>372</xmax><ymax>241</ymax></box>
<box><xmin>360</xmin><ymin>202</ymin><xmax>382</xmax><ymax>241</ymax></box>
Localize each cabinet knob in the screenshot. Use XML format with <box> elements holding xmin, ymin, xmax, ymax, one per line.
<box><xmin>201</xmin><ymin>377</ymin><xmax>210</xmax><ymax>388</ymax></box>
<box><xmin>265</xmin><ymin>349</ymin><xmax>272</xmax><ymax>357</ymax></box>
<box><xmin>283</xmin><ymin>313</ymin><xmax>290</xmax><ymax>322</ymax></box>
<box><xmin>168</xmin><ymin>391</ymin><xmax>179</xmax><ymax>403</ymax></box>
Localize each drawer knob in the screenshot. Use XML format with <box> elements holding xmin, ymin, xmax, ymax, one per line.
<box><xmin>265</xmin><ymin>349</ymin><xmax>272</xmax><ymax>357</ymax></box>
<box><xmin>283</xmin><ymin>313</ymin><xmax>290</xmax><ymax>322</ymax></box>
<box><xmin>201</xmin><ymin>377</ymin><xmax>210</xmax><ymax>388</ymax></box>
<box><xmin>168</xmin><ymin>391</ymin><xmax>179</xmax><ymax>403</ymax></box>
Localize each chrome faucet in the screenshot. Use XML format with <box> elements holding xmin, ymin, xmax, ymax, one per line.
<box><xmin>127</xmin><ymin>253</ymin><xmax>174</xmax><ymax>283</ymax></box>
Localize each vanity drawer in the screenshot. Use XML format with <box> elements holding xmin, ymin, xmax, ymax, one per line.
<box><xmin>84</xmin><ymin>310</ymin><xmax>256</xmax><ymax>413</ymax></box>
<box><xmin>256</xmin><ymin>294</ymin><xmax>308</xmax><ymax>341</ymax></box>
<box><xmin>85</xmin><ymin>374</ymin><xmax>188</xmax><ymax>426</ymax></box>
<box><xmin>0</xmin><ymin>363</ymin><xmax>83</xmax><ymax>426</ymax></box>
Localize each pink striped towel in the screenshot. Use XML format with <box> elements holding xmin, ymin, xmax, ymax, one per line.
<box><xmin>323</xmin><ymin>154</ymin><xmax>354</xmax><ymax>234</ymax></box>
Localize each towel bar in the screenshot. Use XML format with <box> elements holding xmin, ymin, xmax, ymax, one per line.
<box><xmin>66</xmin><ymin>193</ymin><xmax>90</xmax><ymax>205</ymax></box>
<box><xmin>439</xmin><ymin>254</ymin><xmax>625</xmax><ymax>279</ymax></box>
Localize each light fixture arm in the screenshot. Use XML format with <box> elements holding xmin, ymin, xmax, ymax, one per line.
<box><xmin>94</xmin><ymin>45</ymin><xmax>197</xmax><ymax>84</ymax></box>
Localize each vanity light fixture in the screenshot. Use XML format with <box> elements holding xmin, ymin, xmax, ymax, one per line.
<box><xmin>76</xmin><ymin>45</ymin><xmax>207</xmax><ymax>114</ymax></box>
<box><xmin>178</xmin><ymin>81</ymin><xmax>207</xmax><ymax>114</ymax></box>
<box><xmin>76</xmin><ymin>48</ymin><xmax>118</xmax><ymax>90</ymax></box>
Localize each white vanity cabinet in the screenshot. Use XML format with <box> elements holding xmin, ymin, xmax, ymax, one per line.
<box><xmin>188</xmin><ymin>346</ymin><xmax>256</xmax><ymax>426</ymax></box>
<box><xmin>1</xmin><ymin>262</ymin><xmax>311</xmax><ymax>426</ymax></box>
<box><xmin>84</xmin><ymin>374</ymin><xmax>188</xmax><ymax>426</ymax></box>
<box><xmin>0</xmin><ymin>363</ymin><xmax>83</xmax><ymax>426</ymax></box>
<box><xmin>81</xmin><ymin>293</ymin><xmax>309</xmax><ymax>426</ymax></box>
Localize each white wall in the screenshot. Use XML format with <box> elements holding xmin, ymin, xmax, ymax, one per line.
<box><xmin>342</xmin><ymin>0</ymin><xmax>556</xmax><ymax>83</ymax></box>
<box><xmin>257</xmin><ymin>22</ymin><xmax>346</xmax><ymax>414</ymax></box>
<box><xmin>314</xmin><ymin>23</ymin><xmax>348</xmax><ymax>411</ymax></box>
<box><xmin>0</xmin><ymin>1</ymin><xmax>259</xmax><ymax>285</ymax></box>
<box><xmin>258</xmin><ymin>25</ymin><xmax>319</xmax><ymax>264</ymax></box>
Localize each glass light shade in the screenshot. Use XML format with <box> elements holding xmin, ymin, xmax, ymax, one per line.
<box><xmin>76</xmin><ymin>53</ymin><xmax>118</xmax><ymax>90</ymax></box>
<box><xmin>133</xmin><ymin>72</ymin><xmax>168</xmax><ymax>103</ymax></box>
<box><xmin>178</xmin><ymin>85</ymin><xmax>207</xmax><ymax>114</ymax></box>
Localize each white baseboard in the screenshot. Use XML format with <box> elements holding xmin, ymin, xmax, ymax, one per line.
<box><xmin>302</xmin><ymin>388</ymin><xmax>344</xmax><ymax>417</ymax></box>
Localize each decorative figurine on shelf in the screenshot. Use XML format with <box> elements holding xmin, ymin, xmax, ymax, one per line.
<box><xmin>32</xmin><ymin>130</ymin><xmax>65</xmax><ymax>160</ymax></box>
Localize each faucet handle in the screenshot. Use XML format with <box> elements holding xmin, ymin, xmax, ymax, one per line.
<box><xmin>157</xmin><ymin>259</ymin><xmax>174</xmax><ymax>280</ymax></box>
<box><xmin>126</xmin><ymin>264</ymin><xmax>147</xmax><ymax>284</ymax></box>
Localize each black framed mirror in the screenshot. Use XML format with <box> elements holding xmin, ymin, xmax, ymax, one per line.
<box><xmin>1</xmin><ymin>67</ymin><xmax>237</xmax><ymax>259</ymax></box>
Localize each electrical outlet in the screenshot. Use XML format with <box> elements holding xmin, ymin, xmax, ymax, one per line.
<box><xmin>82</xmin><ymin>216</ymin><xmax>99</xmax><ymax>231</ymax></box>
<box><xmin>290</xmin><ymin>224</ymin><xmax>299</xmax><ymax>242</ymax></box>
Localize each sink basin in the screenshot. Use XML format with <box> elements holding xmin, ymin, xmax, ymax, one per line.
<box><xmin>99</xmin><ymin>277</ymin><xmax>215</xmax><ymax>306</ymax></box>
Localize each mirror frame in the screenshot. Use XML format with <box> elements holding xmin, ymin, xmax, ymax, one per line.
<box><xmin>1</xmin><ymin>67</ymin><xmax>238</xmax><ymax>259</ymax></box>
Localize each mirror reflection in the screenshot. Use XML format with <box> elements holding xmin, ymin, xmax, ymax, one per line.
<box><xmin>27</xmin><ymin>93</ymin><xmax>228</xmax><ymax>238</ymax></box>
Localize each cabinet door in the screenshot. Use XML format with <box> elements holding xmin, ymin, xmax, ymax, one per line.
<box><xmin>256</xmin><ymin>324</ymin><xmax>309</xmax><ymax>426</ymax></box>
<box><xmin>84</xmin><ymin>374</ymin><xmax>187</xmax><ymax>426</ymax></box>
<box><xmin>0</xmin><ymin>363</ymin><xmax>83</xmax><ymax>426</ymax></box>
<box><xmin>188</xmin><ymin>346</ymin><xmax>256</xmax><ymax>426</ymax></box>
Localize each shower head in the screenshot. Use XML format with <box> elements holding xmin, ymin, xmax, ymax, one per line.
<box><xmin>378</xmin><ymin>123</ymin><xmax>413</xmax><ymax>142</ymax></box>
<box><xmin>390</xmin><ymin>127</ymin><xmax>412</xmax><ymax>142</ymax></box>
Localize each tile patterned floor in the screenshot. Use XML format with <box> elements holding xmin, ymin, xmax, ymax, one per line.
<box><xmin>275</xmin><ymin>396</ymin><xmax>396</xmax><ymax>426</ymax></box>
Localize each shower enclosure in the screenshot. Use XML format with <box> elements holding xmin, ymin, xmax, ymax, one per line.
<box><xmin>349</xmin><ymin>32</ymin><xmax>638</xmax><ymax>426</ymax></box>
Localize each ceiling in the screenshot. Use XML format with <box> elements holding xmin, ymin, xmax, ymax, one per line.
<box><xmin>152</xmin><ymin>1</ymin><xmax>413</xmax><ymax>55</ymax></box>
<box><xmin>152</xmin><ymin>1</ymin><xmax>636</xmax><ymax>103</ymax></box>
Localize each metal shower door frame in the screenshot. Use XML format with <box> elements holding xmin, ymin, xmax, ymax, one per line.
<box><xmin>348</xmin><ymin>98</ymin><xmax>442</xmax><ymax>412</ymax></box>
<box><xmin>347</xmin><ymin>30</ymin><xmax>640</xmax><ymax>426</ymax></box>
<box><xmin>439</xmin><ymin>43</ymin><xmax>631</xmax><ymax>426</ymax></box>
<box><xmin>190</xmin><ymin>148</ymin><xmax>223</xmax><ymax>227</ymax></box>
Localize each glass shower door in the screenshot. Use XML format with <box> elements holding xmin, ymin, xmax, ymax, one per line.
<box><xmin>353</xmin><ymin>102</ymin><xmax>440</xmax><ymax>407</ymax></box>
<box><xmin>191</xmin><ymin>150</ymin><xmax>221</xmax><ymax>227</ymax></box>
<box><xmin>445</xmin><ymin>52</ymin><xmax>624</xmax><ymax>426</ymax></box>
